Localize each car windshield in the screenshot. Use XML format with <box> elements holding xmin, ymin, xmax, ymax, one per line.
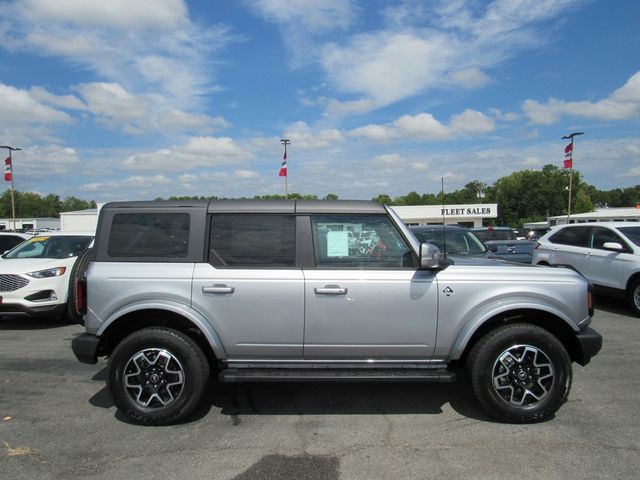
<box><xmin>618</xmin><ymin>226</ymin><xmax>640</xmax><ymax>247</ymax></box>
<box><xmin>412</xmin><ymin>229</ymin><xmax>487</xmax><ymax>256</ymax></box>
<box><xmin>3</xmin><ymin>235</ymin><xmax>91</xmax><ymax>259</ymax></box>
<box><xmin>473</xmin><ymin>229</ymin><xmax>517</xmax><ymax>241</ymax></box>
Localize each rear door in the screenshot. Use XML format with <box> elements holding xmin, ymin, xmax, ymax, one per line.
<box><xmin>302</xmin><ymin>213</ymin><xmax>438</xmax><ymax>360</ymax></box>
<box><xmin>192</xmin><ymin>213</ymin><xmax>304</xmax><ymax>359</ymax></box>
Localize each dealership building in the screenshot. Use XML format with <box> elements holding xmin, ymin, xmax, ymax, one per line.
<box><xmin>391</xmin><ymin>204</ymin><xmax>498</xmax><ymax>228</ymax></box>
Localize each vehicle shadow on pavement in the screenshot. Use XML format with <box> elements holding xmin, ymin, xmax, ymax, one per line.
<box><xmin>0</xmin><ymin>316</ymin><xmax>77</xmax><ymax>330</ymax></box>
<box><xmin>593</xmin><ymin>295</ymin><xmax>634</xmax><ymax>317</ymax></box>
<box><xmin>86</xmin><ymin>368</ymin><xmax>497</xmax><ymax>425</ymax></box>
<box><xmin>209</xmin><ymin>377</ymin><xmax>495</xmax><ymax>423</ymax></box>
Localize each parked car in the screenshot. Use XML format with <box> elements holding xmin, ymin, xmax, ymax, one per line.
<box><xmin>0</xmin><ymin>232</ymin><xmax>30</xmax><ymax>253</ymax></box>
<box><xmin>71</xmin><ymin>200</ymin><xmax>601</xmax><ymax>426</ymax></box>
<box><xmin>0</xmin><ymin>232</ymin><xmax>93</xmax><ymax>321</ymax></box>
<box><xmin>409</xmin><ymin>225</ymin><xmax>492</xmax><ymax>258</ymax></box>
<box><xmin>471</xmin><ymin>227</ymin><xmax>536</xmax><ymax>263</ymax></box>
<box><xmin>532</xmin><ymin>222</ymin><xmax>640</xmax><ymax>316</ymax></box>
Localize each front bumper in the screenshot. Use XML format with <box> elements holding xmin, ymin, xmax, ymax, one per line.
<box><xmin>72</xmin><ymin>333</ymin><xmax>100</xmax><ymax>364</ymax></box>
<box><xmin>0</xmin><ymin>302</ymin><xmax>67</xmax><ymax>318</ymax></box>
<box><xmin>575</xmin><ymin>327</ymin><xmax>603</xmax><ymax>366</ymax></box>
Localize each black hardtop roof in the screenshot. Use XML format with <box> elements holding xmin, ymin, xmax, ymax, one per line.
<box><xmin>101</xmin><ymin>199</ymin><xmax>386</xmax><ymax>214</ymax></box>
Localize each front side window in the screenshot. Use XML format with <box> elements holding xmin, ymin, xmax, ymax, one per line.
<box><xmin>311</xmin><ymin>214</ymin><xmax>415</xmax><ymax>268</ymax></box>
<box><xmin>549</xmin><ymin>226</ymin><xmax>590</xmax><ymax>247</ymax></box>
<box><xmin>590</xmin><ymin>227</ymin><xmax>626</xmax><ymax>250</ymax></box>
<box><xmin>108</xmin><ymin>213</ymin><xmax>190</xmax><ymax>258</ymax></box>
<box><xmin>209</xmin><ymin>214</ymin><xmax>295</xmax><ymax>267</ymax></box>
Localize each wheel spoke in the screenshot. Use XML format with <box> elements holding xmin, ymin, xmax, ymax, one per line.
<box><xmin>122</xmin><ymin>348</ymin><xmax>185</xmax><ymax>409</ymax></box>
<box><xmin>492</xmin><ymin>344</ymin><xmax>555</xmax><ymax>407</ymax></box>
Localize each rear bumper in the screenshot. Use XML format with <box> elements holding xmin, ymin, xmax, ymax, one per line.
<box><xmin>71</xmin><ymin>333</ymin><xmax>100</xmax><ymax>364</ymax></box>
<box><xmin>575</xmin><ymin>327</ymin><xmax>603</xmax><ymax>366</ymax></box>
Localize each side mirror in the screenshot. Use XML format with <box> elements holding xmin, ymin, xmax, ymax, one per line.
<box><xmin>602</xmin><ymin>242</ymin><xmax>624</xmax><ymax>252</ymax></box>
<box><xmin>420</xmin><ymin>243</ymin><xmax>442</xmax><ymax>269</ymax></box>
<box><xmin>488</xmin><ymin>245</ymin><xmax>498</xmax><ymax>253</ymax></box>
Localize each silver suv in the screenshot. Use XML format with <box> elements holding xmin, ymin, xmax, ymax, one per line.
<box><xmin>72</xmin><ymin>200</ymin><xmax>601</xmax><ymax>425</ymax></box>
<box><xmin>532</xmin><ymin>222</ymin><xmax>640</xmax><ymax>316</ymax></box>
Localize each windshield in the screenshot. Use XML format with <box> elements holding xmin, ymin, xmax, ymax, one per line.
<box><xmin>3</xmin><ymin>235</ymin><xmax>91</xmax><ymax>259</ymax></box>
<box><xmin>618</xmin><ymin>226</ymin><xmax>640</xmax><ymax>247</ymax></box>
<box><xmin>412</xmin><ymin>229</ymin><xmax>487</xmax><ymax>256</ymax></box>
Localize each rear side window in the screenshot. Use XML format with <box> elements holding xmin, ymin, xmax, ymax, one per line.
<box><xmin>108</xmin><ymin>213</ymin><xmax>190</xmax><ymax>258</ymax></box>
<box><xmin>548</xmin><ymin>226</ymin><xmax>590</xmax><ymax>247</ymax></box>
<box><xmin>209</xmin><ymin>214</ymin><xmax>295</xmax><ymax>267</ymax></box>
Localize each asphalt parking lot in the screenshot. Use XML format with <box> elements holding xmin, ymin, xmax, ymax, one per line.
<box><xmin>1</xmin><ymin>297</ymin><xmax>639</xmax><ymax>480</ymax></box>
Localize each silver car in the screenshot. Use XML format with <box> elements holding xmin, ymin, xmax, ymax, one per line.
<box><xmin>72</xmin><ymin>200</ymin><xmax>601</xmax><ymax>425</ymax></box>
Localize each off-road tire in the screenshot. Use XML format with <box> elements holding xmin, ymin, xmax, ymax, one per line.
<box><xmin>467</xmin><ymin>323</ymin><xmax>572</xmax><ymax>423</ymax></box>
<box><xmin>108</xmin><ymin>327</ymin><xmax>210</xmax><ymax>426</ymax></box>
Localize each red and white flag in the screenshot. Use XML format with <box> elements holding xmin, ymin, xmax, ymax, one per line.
<box><xmin>563</xmin><ymin>158</ymin><xmax>573</xmax><ymax>169</ymax></box>
<box><xmin>278</xmin><ymin>149</ymin><xmax>287</xmax><ymax>177</ymax></box>
<box><xmin>4</xmin><ymin>157</ymin><xmax>11</xmax><ymax>182</ymax></box>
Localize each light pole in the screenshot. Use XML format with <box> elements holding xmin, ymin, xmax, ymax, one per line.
<box><xmin>280</xmin><ymin>139</ymin><xmax>290</xmax><ymax>199</ymax></box>
<box><xmin>561</xmin><ymin>132</ymin><xmax>584</xmax><ymax>223</ymax></box>
<box><xmin>0</xmin><ymin>145</ymin><xmax>20</xmax><ymax>231</ymax></box>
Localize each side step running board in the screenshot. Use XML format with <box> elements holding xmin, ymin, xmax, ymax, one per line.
<box><xmin>219</xmin><ymin>368</ymin><xmax>456</xmax><ymax>383</ymax></box>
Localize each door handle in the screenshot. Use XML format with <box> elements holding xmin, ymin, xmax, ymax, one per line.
<box><xmin>314</xmin><ymin>285</ymin><xmax>348</xmax><ymax>295</ymax></box>
<box><xmin>202</xmin><ymin>284</ymin><xmax>235</xmax><ymax>294</ymax></box>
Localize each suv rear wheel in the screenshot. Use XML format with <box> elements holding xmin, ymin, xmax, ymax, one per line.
<box><xmin>108</xmin><ymin>327</ymin><xmax>210</xmax><ymax>425</ymax></box>
<box><xmin>468</xmin><ymin>324</ymin><xmax>572</xmax><ymax>423</ymax></box>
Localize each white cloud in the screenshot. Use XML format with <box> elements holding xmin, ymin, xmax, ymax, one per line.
<box><xmin>246</xmin><ymin>0</ymin><xmax>356</xmax><ymax>32</ymax></box>
<box><xmin>29</xmin><ymin>87</ymin><xmax>86</xmax><ymax>111</ymax></box>
<box><xmin>349</xmin><ymin>109</ymin><xmax>495</xmax><ymax>141</ymax></box>
<box><xmin>0</xmin><ymin>83</ymin><xmax>72</xmax><ymax>125</ymax></box>
<box><xmin>523</xmin><ymin>71</ymin><xmax>640</xmax><ymax>124</ymax></box>
<box><xmin>76</xmin><ymin>83</ymin><xmax>148</xmax><ymax>131</ymax></box>
<box><xmin>123</xmin><ymin>136</ymin><xmax>255</xmax><ymax>171</ymax></box>
<box><xmin>246</xmin><ymin>0</ymin><xmax>357</xmax><ymax>67</ymax></box>
<box><xmin>3</xmin><ymin>0</ymin><xmax>234</xmax><ymax>111</ymax></box>
<box><xmin>449</xmin><ymin>67</ymin><xmax>491</xmax><ymax>89</ymax></box>
<box><xmin>21</xmin><ymin>0</ymin><xmax>188</xmax><ymax>30</ymax></box>
<box><xmin>14</xmin><ymin>144</ymin><xmax>81</xmax><ymax>179</ymax></box>
<box><xmin>283</xmin><ymin>121</ymin><xmax>344</xmax><ymax>150</ymax></box>
<box><xmin>314</xmin><ymin>0</ymin><xmax>583</xmax><ymax>112</ymax></box>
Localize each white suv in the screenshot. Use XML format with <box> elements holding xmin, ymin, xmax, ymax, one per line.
<box><xmin>0</xmin><ymin>232</ymin><xmax>93</xmax><ymax>321</ymax></box>
<box><xmin>532</xmin><ymin>222</ymin><xmax>640</xmax><ymax>316</ymax></box>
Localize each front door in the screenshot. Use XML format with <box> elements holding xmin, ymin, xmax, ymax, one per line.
<box><xmin>303</xmin><ymin>214</ymin><xmax>438</xmax><ymax>360</ymax></box>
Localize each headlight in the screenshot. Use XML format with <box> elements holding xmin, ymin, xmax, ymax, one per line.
<box><xmin>26</xmin><ymin>267</ymin><xmax>67</xmax><ymax>278</ymax></box>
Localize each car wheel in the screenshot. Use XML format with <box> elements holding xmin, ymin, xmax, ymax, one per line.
<box><xmin>467</xmin><ymin>323</ymin><xmax>572</xmax><ymax>423</ymax></box>
<box><xmin>628</xmin><ymin>278</ymin><xmax>640</xmax><ymax>317</ymax></box>
<box><xmin>108</xmin><ymin>327</ymin><xmax>210</xmax><ymax>425</ymax></box>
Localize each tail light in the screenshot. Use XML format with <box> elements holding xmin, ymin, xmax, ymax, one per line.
<box><xmin>76</xmin><ymin>277</ymin><xmax>87</xmax><ymax>316</ymax></box>
<box><xmin>587</xmin><ymin>283</ymin><xmax>594</xmax><ymax>317</ymax></box>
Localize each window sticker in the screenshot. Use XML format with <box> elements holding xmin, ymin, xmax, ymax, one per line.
<box><xmin>326</xmin><ymin>231</ymin><xmax>349</xmax><ymax>257</ymax></box>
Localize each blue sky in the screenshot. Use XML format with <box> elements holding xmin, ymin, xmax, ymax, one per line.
<box><xmin>0</xmin><ymin>0</ymin><xmax>639</xmax><ymax>202</ymax></box>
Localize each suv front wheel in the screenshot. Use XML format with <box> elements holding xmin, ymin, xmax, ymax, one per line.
<box><xmin>468</xmin><ymin>324</ymin><xmax>572</xmax><ymax>423</ymax></box>
<box><xmin>108</xmin><ymin>327</ymin><xmax>210</xmax><ymax>425</ymax></box>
